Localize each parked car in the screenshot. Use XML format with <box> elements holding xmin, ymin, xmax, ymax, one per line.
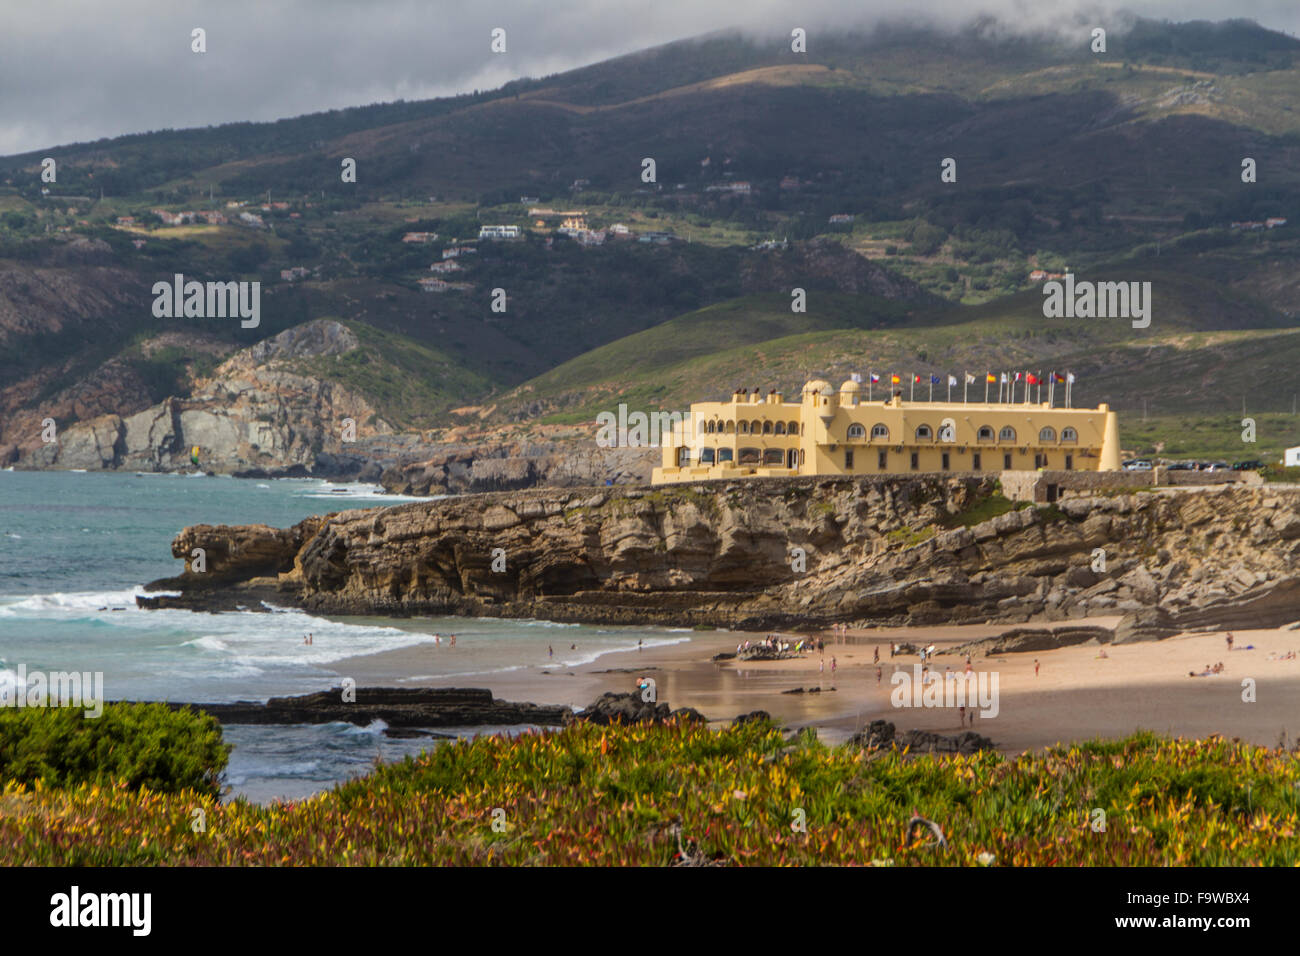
<box><xmin>1123</xmin><ymin>459</ymin><xmax>1153</xmax><ymax>471</ymax></box>
<box><xmin>1233</xmin><ymin>460</ymin><xmax>1264</xmax><ymax>471</ymax></box>
<box><xmin>1205</xmin><ymin>462</ymin><xmax>1232</xmax><ymax>472</ymax></box>
<box><xmin>1165</xmin><ymin>461</ymin><xmax>1195</xmax><ymax>471</ymax></box>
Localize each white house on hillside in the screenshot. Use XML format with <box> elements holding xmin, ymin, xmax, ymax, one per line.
<box><xmin>1285</xmin><ymin>446</ymin><xmax>1300</xmax><ymax>467</ymax></box>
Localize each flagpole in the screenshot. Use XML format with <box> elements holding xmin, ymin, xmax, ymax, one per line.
<box><xmin>929</xmin><ymin>378</ymin><xmax>934</xmax><ymax>402</ymax></box>
<box><xmin>868</xmin><ymin>373</ymin><xmax>873</xmax><ymax>403</ymax></box>
<box><xmin>984</xmin><ymin>376</ymin><xmax>989</xmax><ymax>403</ymax></box>
<box><xmin>964</xmin><ymin>373</ymin><xmax>969</xmax><ymax>404</ymax></box>
<box><xmin>910</xmin><ymin>375</ymin><xmax>915</xmax><ymax>402</ymax></box>
<box><xmin>947</xmin><ymin>378</ymin><xmax>952</xmax><ymax>402</ymax></box>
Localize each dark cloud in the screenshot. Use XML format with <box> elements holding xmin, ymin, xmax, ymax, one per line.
<box><xmin>2</xmin><ymin>0</ymin><xmax>1297</xmax><ymax>155</ymax></box>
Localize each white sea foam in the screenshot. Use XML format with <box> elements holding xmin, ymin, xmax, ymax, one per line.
<box><xmin>0</xmin><ymin>587</ymin><xmax>149</xmax><ymax>615</ymax></box>
<box><xmin>295</xmin><ymin>480</ymin><xmax>435</xmax><ymax>502</ymax></box>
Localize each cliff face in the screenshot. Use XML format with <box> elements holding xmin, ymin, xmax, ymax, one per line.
<box><xmin>14</xmin><ymin>321</ymin><xmax>392</xmax><ymax>473</ymax></box>
<box><xmin>378</xmin><ymin>442</ymin><xmax>657</xmax><ymax>495</ymax></box>
<box><xmin>146</xmin><ymin>477</ymin><xmax>1300</xmax><ymax>633</ymax></box>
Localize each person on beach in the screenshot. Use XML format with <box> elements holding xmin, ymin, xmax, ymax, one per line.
<box><xmin>873</xmin><ymin>646</ymin><xmax>879</xmax><ymax>664</ymax></box>
<box><xmin>638</xmin><ymin>638</ymin><xmax>643</xmax><ymax>652</ymax></box>
<box><xmin>958</xmin><ymin>705</ymin><xmax>965</xmax><ymax>726</ymax></box>
<box><xmin>449</xmin><ymin>634</ymin><xmax>456</xmax><ymax>647</ymax></box>
<box><xmin>548</xmin><ymin>645</ymin><xmax>553</xmax><ymax>658</ymax></box>
<box><xmin>1034</xmin><ymin>658</ymin><xmax>1040</xmax><ymax>676</ymax></box>
<box><xmin>831</xmin><ymin>656</ymin><xmax>837</xmax><ymax>676</ymax></box>
<box><xmin>819</xmin><ymin>658</ymin><xmax>824</xmax><ymax>674</ymax></box>
<box><xmin>876</xmin><ymin>666</ymin><xmax>882</xmax><ymax>685</ymax></box>
<box><xmin>1226</xmin><ymin>632</ymin><xmax>1234</xmax><ymax>652</ymax></box>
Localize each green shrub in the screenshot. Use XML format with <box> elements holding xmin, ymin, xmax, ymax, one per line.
<box><xmin>0</xmin><ymin>703</ymin><xmax>229</xmax><ymax>796</ymax></box>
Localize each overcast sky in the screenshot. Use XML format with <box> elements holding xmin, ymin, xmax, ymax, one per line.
<box><xmin>2</xmin><ymin>0</ymin><xmax>1298</xmax><ymax>156</ymax></box>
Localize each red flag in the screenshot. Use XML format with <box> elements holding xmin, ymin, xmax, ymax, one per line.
<box><xmin>1027</xmin><ymin>373</ymin><xmax>1040</xmax><ymax>385</ymax></box>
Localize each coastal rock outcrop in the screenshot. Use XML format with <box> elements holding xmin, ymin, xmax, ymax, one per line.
<box><xmin>16</xmin><ymin>321</ymin><xmax>394</xmax><ymax>475</ymax></box>
<box><xmin>143</xmin><ymin>477</ymin><xmax>1300</xmax><ymax>633</ymax></box>
<box><xmin>162</xmin><ymin>687</ymin><xmax>570</xmax><ymax>728</ymax></box>
<box><xmin>849</xmin><ymin>719</ymin><xmax>995</xmax><ymax>755</ymax></box>
<box><xmin>569</xmin><ymin>692</ymin><xmax>705</xmax><ymax>726</ymax></box>
<box><xmin>378</xmin><ymin>442</ymin><xmax>656</xmax><ymax>496</ymax></box>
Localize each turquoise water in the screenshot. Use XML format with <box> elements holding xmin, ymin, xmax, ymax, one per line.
<box><xmin>0</xmin><ymin>470</ymin><xmax>688</xmax><ymax>801</ymax></box>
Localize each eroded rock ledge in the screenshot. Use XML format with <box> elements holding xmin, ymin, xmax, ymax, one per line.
<box><xmin>141</xmin><ymin>476</ymin><xmax>1300</xmax><ymax>634</ymax></box>
<box><xmin>159</xmin><ymin>687</ymin><xmax>570</xmax><ymax>729</ymax></box>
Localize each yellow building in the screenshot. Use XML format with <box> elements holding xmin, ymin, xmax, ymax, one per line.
<box><xmin>651</xmin><ymin>380</ymin><xmax>1121</xmax><ymax>484</ymax></box>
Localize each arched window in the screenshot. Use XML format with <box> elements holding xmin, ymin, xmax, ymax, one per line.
<box><xmin>774</xmin><ymin>421</ymin><xmax>786</xmax><ymax>435</ymax></box>
<box><xmin>738</xmin><ymin>447</ymin><xmax>761</xmax><ymax>464</ymax></box>
<box><xmin>763</xmin><ymin>448</ymin><xmax>784</xmax><ymax>465</ymax></box>
<box><xmin>699</xmin><ymin>448</ymin><xmax>716</xmax><ymax>465</ymax></box>
<box><xmin>749</xmin><ymin>421</ymin><xmax>760</xmax><ymax>435</ymax></box>
<box><xmin>999</xmin><ymin>426</ymin><xmax>1017</xmax><ymax>442</ymax></box>
<box><xmin>798</xmin><ymin>449</ymin><xmax>805</xmax><ymax>465</ymax></box>
<box><xmin>788</xmin><ymin>421</ymin><xmax>798</xmax><ymax>434</ymax></box>
<box><xmin>1038</xmin><ymin>426</ymin><xmax>1056</xmax><ymax>443</ymax></box>
<box><xmin>738</xmin><ymin>421</ymin><xmax>749</xmax><ymax>434</ymax></box>
<box><xmin>677</xmin><ymin>448</ymin><xmax>691</xmax><ymax>466</ymax></box>
<box><xmin>725</xmin><ymin>421</ymin><xmax>735</xmax><ymax>434</ymax></box>
<box><xmin>915</xmin><ymin>424</ymin><xmax>933</xmax><ymax>441</ymax></box>
<box><xmin>1060</xmin><ymin>427</ymin><xmax>1078</xmax><ymax>443</ymax></box>
<box><xmin>717</xmin><ymin>448</ymin><xmax>734</xmax><ymax>463</ymax></box>
<box><xmin>870</xmin><ymin>423</ymin><xmax>889</xmax><ymax>440</ymax></box>
<box><xmin>705</xmin><ymin>420</ymin><xmax>714</xmax><ymax>434</ymax></box>
<box><xmin>977</xmin><ymin>425</ymin><xmax>995</xmax><ymax>442</ymax></box>
<box><xmin>847</xmin><ymin>423</ymin><xmax>866</xmax><ymax>440</ymax></box>
<box><xmin>762</xmin><ymin>421</ymin><xmax>773</xmax><ymax>434</ymax></box>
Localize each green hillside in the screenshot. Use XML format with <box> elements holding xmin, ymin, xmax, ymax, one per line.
<box><xmin>2</xmin><ymin>18</ymin><xmax>1300</xmax><ymax>458</ymax></box>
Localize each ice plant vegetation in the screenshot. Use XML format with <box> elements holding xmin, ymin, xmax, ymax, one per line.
<box><xmin>0</xmin><ymin>717</ymin><xmax>1295</xmax><ymax>866</ymax></box>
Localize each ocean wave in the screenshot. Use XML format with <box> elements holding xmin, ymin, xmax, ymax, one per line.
<box><xmin>0</xmin><ymin>587</ymin><xmax>149</xmax><ymax>615</ymax></box>
<box><xmin>295</xmin><ymin>481</ymin><xmax>434</xmax><ymax>502</ymax></box>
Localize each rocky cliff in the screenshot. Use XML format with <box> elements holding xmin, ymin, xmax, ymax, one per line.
<box><xmin>142</xmin><ymin>477</ymin><xmax>1300</xmax><ymax>635</ymax></box>
<box><xmin>378</xmin><ymin>442</ymin><xmax>657</xmax><ymax>495</ymax></box>
<box><xmin>14</xmin><ymin>321</ymin><xmax>393</xmax><ymax>473</ymax></box>
<box><xmin>5</xmin><ymin>312</ymin><xmax>654</xmax><ymax>488</ymax></box>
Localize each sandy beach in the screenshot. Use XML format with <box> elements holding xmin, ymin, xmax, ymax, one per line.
<box><xmin>329</xmin><ymin>618</ymin><xmax>1300</xmax><ymax>753</ymax></box>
